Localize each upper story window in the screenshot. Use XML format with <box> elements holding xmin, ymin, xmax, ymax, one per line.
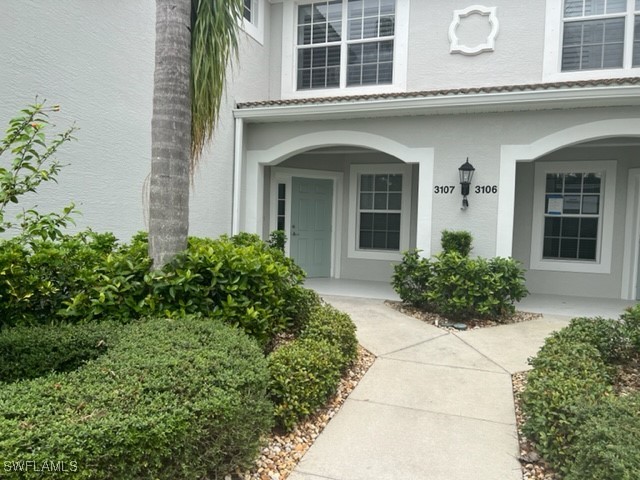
<box><xmin>296</xmin><ymin>0</ymin><xmax>395</xmax><ymax>90</ymax></box>
<box><xmin>281</xmin><ymin>0</ymin><xmax>408</xmax><ymax>98</ymax></box>
<box><xmin>244</xmin><ymin>0</ymin><xmax>257</xmax><ymax>24</ymax></box>
<box><xmin>543</xmin><ymin>0</ymin><xmax>640</xmax><ymax>80</ymax></box>
<box><xmin>561</xmin><ymin>0</ymin><xmax>640</xmax><ymax>71</ymax></box>
<box><xmin>242</xmin><ymin>0</ymin><xmax>264</xmax><ymax>44</ymax></box>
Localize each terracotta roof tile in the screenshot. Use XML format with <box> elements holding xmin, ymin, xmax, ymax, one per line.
<box><xmin>236</xmin><ymin>77</ymin><xmax>640</xmax><ymax>109</ymax></box>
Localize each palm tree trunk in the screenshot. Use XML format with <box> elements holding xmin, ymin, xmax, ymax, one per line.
<box><xmin>149</xmin><ymin>0</ymin><xmax>192</xmax><ymax>269</ymax></box>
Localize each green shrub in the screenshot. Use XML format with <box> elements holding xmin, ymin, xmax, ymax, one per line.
<box><xmin>565</xmin><ymin>393</ymin><xmax>640</xmax><ymax>480</ymax></box>
<box><xmin>555</xmin><ymin>316</ymin><xmax>632</xmax><ymax>364</ymax></box>
<box><xmin>393</xmin><ymin>250</ymin><xmax>527</xmax><ymax>320</ymax></box>
<box><xmin>391</xmin><ymin>249</ymin><xmax>433</xmax><ymax>307</ymax></box>
<box><xmin>268</xmin><ymin>338</ymin><xmax>343</xmax><ymax>430</ymax></box>
<box><xmin>522</xmin><ymin>332</ymin><xmax>614</xmax><ymax>469</ymax></box>
<box><xmin>0</xmin><ymin>231</ymin><xmax>122</xmax><ymax>328</ymax></box>
<box><xmin>621</xmin><ymin>304</ymin><xmax>640</xmax><ymax>352</ymax></box>
<box><xmin>0</xmin><ymin>317</ymin><xmax>273</xmax><ymax>479</ymax></box>
<box><xmin>301</xmin><ymin>303</ymin><xmax>358</xmax><ymax>369</ymax></box>
<box><xmin>441</xmin><ymin>230</ymin><xmax>472</xmax><ymax>256</ymax></box>
<box><xmin>268</xmin><ymin>229</ymin><xmax>286</xmax><ymax>253</ymax></box>
<box><xmin>285</xmin><ymin>286</ymin><xmax>322</xmax><ymax>334</ymax></box>
<box><xmin>147</xmin><ymin>234</ymin><xmax>305</xmax><ymax>346</ymax></box>
<box><xmin>0</xmin><ymin>321</ymin><xmax>120</xmax><ymax>383</ymax></box>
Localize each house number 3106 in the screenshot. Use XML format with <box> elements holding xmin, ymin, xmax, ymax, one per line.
<box><xmin>475</xmin><ymin>185</ymin><xmax>498</xmax><ymax>194</ymax></box>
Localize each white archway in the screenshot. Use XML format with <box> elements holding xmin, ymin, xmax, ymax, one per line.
<box><xmin>496</xmin><ymin>118</ymin><xmax>640</xmax><ymax>257</ymax></box>
<box><xmin>239</xmin><ymin>129</ymin><xmax>435</xmax><ymax>261</ymax></box>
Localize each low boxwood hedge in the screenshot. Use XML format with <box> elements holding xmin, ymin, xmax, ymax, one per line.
<box><xmin>300</xmin><ymin>303</ymin><xmax>358</xmax><ymax>368</ymax></box>
<box><xmin>268</xmin><ymin>303</ymin><xmax>359</xmax><ymax>430</ymax></box>
<box><xmin>521</xmin><ymin>315</ymin><xmax>640</xmax><ymax>475</ymax></box>
<box><xmin>0</xmin><ymin>317</ymin><xmax>273</xmax><ymax>479</ymax></box>
<box><xmin>565</xmin><ymin>393</ymin><xmax>640</xmax><ymax>480</ymax></box>
<box><xmin>0</xmin><ymin>321</ymin><xmax>121</xmax><ymax>383</ymax></box>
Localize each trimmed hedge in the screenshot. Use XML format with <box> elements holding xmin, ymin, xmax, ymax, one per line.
<box><xmin>392</xmin><ymin>250</ymin><xmax>527</xmax><ymax>319</ymax></box>
<box><xmin>268</xmin><ymin>338</ymin><xmax>343</xmax><ymax>430</ymax></box>
<box><xmin>522</xmin><ymin>329</ymin><xmax>613</xmax><ymax>468</ymax></box>
<box><xmin>0</xmin><ymin>317</ymin><xmax>273</xmax><ymax>479</ymax></box>
<box><xmin>0</xmin><ymin>321</ymin><xmax>120</xmax><ymax>384</ymax></box>
<box><xmin>565</xmin><ymin>393</ymin><xmax>640</xmax><ymax>480</ymax></box>
<box><xmin>440</xmin><ymin>230</ymin><xmax>472</xmax><ymax>257</ymax></box>
<box><xmin>301</xmin><ymin>303</ymin><xmax>358</xmax><ymax>368</ymax></box>
<box><xmin>521</xmin><ymin>316</ymin><xmax>640</xmax><ymax>475</ymax></box>
<box><xmin>268</xmin><ymin>303</ymin><xmax>358</xmax><ymax>430</ymax></box>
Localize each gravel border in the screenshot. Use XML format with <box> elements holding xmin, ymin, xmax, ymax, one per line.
<box><xmin>235</xmin><ymin>346</ymin><xmax>376</xmax><ymax>480</ymax></box>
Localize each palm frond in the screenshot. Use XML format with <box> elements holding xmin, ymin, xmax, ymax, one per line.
<box><xmin>190</xmin><ymin>0</ymin><xmax>244</xmax><ymax>169</ymax></box>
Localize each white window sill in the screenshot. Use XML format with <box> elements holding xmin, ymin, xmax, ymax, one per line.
<box><xmin>348</xmin><ymin>249</ymin><xmax>403</xmax><ymax>261</ymax></box>
<box><xmin>530</xmin><ymin>259</ymin><xmax>611</xmax><ymax>274</ymax></box>
<box><xmin>542</xmin><ymin>67</ymin><xmax>640</xmax><ymax>83</ymax></box>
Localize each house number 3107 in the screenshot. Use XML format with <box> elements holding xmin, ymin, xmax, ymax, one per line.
<box><xmin>475</xmin><ymin>185</ymin><xmax>498</xmax><ymax>194</ymax></box>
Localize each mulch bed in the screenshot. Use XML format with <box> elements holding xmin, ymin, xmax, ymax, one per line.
<box><xmin>385</xmin><ymin>300</ymin><xmax>542</xmax><ymax>331</ymax></box>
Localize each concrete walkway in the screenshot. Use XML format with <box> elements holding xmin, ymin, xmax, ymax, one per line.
<box><xmin>288</xmin><ymin>296</ymin><xmax>578</xmax><ymax>480</ymax></box>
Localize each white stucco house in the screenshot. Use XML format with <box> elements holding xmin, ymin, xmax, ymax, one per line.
<box><xmin>2</xmin><ymin>0</ymin><xmax>640</xmax><ymax>300</ymax></box>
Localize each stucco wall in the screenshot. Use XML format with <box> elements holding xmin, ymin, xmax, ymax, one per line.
<box><xmin>0</xmin><ymin>0</ymin><xmax>155</xmax><ymax>240</ymax></box>
<box><xmin>406</xmin><ymin>0</ymin><xmax>546</xmax><ymax>90</ymax></box>
<box><xmin>0</xmin><ymin>0</ymin><xmax>272</xmax><ymax>241</ymax></box>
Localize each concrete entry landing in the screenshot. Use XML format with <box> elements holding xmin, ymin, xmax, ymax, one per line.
<box><xmin>304</xmin><ymin>278</ymin><xmax>635</xmax><ymax>319</ymax></box>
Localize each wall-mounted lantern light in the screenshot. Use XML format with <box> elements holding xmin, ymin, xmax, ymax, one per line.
<box><xmin>458</xmin><ymin>158</ymin><xmax>475</xmax><ymax>210</ymax></box>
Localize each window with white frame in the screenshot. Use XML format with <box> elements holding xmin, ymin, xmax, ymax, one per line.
<box><xmin>296</xmin><ymin>0</ymin><xmax>396</xmax><ymax>90</ymax></box>
<box><xmin>561</xmin><ymin>0</ymin><xmax>640</xmax><ymax>71</ymax></box>
<box><xmin>358</xmin><ymin>173</ymin><xmax>402</xmax><ymax>250</ymax></box>
<box><xmin>542</xmin><ymin>172</ymin><xmax>602</xmax><ymax>260</ymax></box>
<box><xmin>530</xmin><ymin>161</ymin><xmax>616</xmax><ymax>274</ymax></box>
<box><xmin>244</xmin><ymin>0</ymin><xmax>257</xmax><ymax>24</ymax></box>
<box><xmin>348</xmin><ymin>163</ymin><xmax>411</xmax><ymax>260</ymax></box>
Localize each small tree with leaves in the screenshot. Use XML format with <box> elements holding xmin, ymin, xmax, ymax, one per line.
<box><xmin>0</xmin><ymin>102</ymin><xmax>77</xmax><ymax>241</ymax></box>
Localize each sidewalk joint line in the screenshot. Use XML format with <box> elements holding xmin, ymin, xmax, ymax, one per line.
<box><xmin>349</xmin><ymin>398</ymin><xmax>516</xmax><ymax>426</ymax></box>
<box><xmin>380</xmin><ymin>332</ymin><xmax>450</xmax><ymax>356</ymax></box>
<box><xmin>450</xmin><ymin>333</ymin><xmax>512</xmax><ymax>375</ymax></box>
<box><xmin>292</xmin><ymin>470</ymin><xmax>342</xmax><ymax>480</ymax></box>
<box><xmin>376</xmin><ymin>355</ymin><xmax>509</xmax><ymax>375</ymax></box>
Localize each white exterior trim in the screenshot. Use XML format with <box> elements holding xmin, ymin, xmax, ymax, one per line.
<box><xmin>496</xmin><ymin>118</ymin><xmax>640</xmax><ymax>258</ymax></box>
<box><xmin>347</xmin><ymin>163</ymin><xmax>412</xmax><ymax>261</ymax></box>
<box><xmin>232</xmin><ymin>118</ymin><xmax>244</xmax><ymax>234</ymax></box>
<box><xmin>449</xmin><ymin>5</ymin><xmax>499</xmax><ymax>56</ymax></box>
<box><xmin>542</xmin><ymin>0</ymin><xmax>640</xmax><ymax>82</ymax></box>
<box><xmin>279</xmin><ymin>0</ymin><xmax>410</xmax><ymax>99</ymax></box>
<box><xmin>529</xmin><ymin>160</ymin><xmax>616</xmax><ymax>274</ymax></box>
<box><xmin>242</xmin><ymin>0</ymin><xmax>265</xmax><ymax>44</ymax></box>
<box><xmin>622</xmin><ymin>168</ymin><xmax>640</xmax><ymax>300</ymax></box>
<box><xmin>270</xmin><ymin>167</ymin><xmax>343</xmax><ymax>278</ymax></box>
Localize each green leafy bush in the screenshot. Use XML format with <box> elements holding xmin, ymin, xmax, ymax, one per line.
<box><xmin>391</xmin><ymin>249</ymin><xmax>433</xmax><ymax>307</ymax></box>
<box><xmin>621</xmin><ymin>304</ymin><xmax>640</xmax><ymax>353</ymax></box>
<box><xmin>441</xmin><ymin>230</ymin><xmax>472</xmax><ymax>256</ymax></box>
<box><xmin>301</xmin><ymin>303</ymin><xmax>358</xmax><ymax>369</ymax></box>
<box><xmin>522</xmin><ymin>330</ymin><xmax>614</xmax><ymax>469</ymax></box>
<box><xmin>0</xmin><ymin>317</ymin><xmax>273</xmax><ymax>479</ymax></box>
<box><xmin>147</xmin><ymin>234</ymin><xmax>305</xmax><ymax>346</ymax></box>
<box><xmin>393</xmin><ymin>250</ymin><xmax>527</xmax><ymax>319</ymax></box>
<box><xmin>285</xmin><ymin>286</ymin><xmax>322</xmax><ymax>334</ymax></box>
<box><xmin>0</xmin><ymin>321</ymin><xmax>120</xmax><ymax>383</ymax></box>
<box><xmin>0</xmin><ymin>231</ymin><xmax>122</xmax><ymax>328</ymax></box>
<box><xmin>555</xmin><ymin>316</ymin><xmax>632</xmax><ymax>364</ymax></box>
<box><xmin>564</xmin><ymin>393</ymin><xmax>640</xmax><ymax>480</ymax></box>
<box><xmin>268</xmin><ymin>338</ymin><xmax>343</xmax><ymax>430</ymax></box>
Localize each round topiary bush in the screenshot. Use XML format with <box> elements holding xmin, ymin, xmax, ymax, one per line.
<box><xmin>0</xmin><ymin>317</ymin><xmax>273</xmax><ymax>479</ymax></box>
